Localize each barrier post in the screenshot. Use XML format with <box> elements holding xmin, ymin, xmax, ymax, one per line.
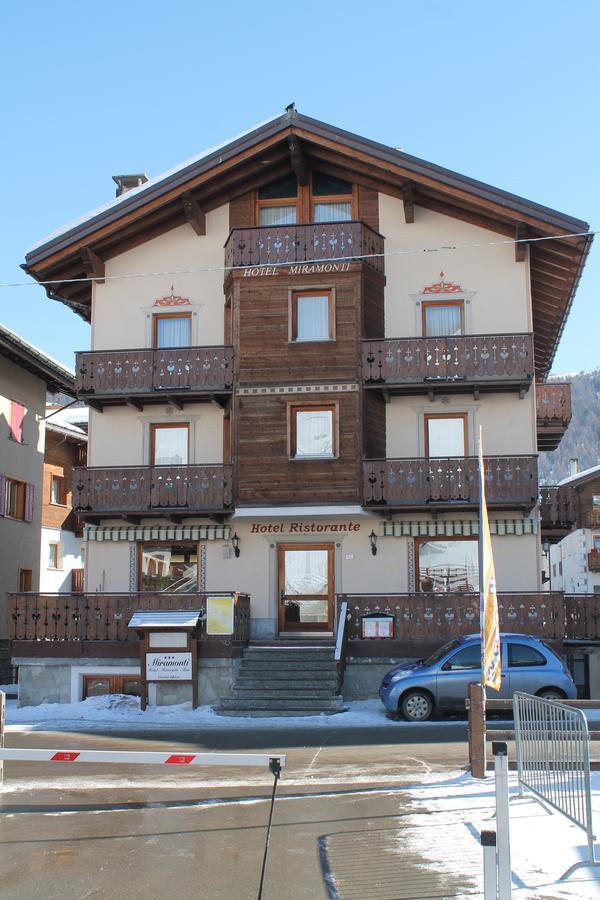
<box><xmin>481</xmin><ymin>830</ymin><xmax>497</xmax><ymax>900</ymax></box>
<box><xmin>469</xmin><ymin>682</ymin><xmax>487</xmax><ymax>778</ymax></box>
<box><xmin>0</xmin><ymin>691</ymin><xmax>4</xmax><ymax>788</ymax></box>
<box><xmin>493</xmin><ymin>741</ymin><xmax>512</xmax><ymax>899</ymax></box>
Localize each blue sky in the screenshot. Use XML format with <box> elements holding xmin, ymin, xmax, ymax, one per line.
<box><xmin>0</xmin><ymin>0</ymin><xmax>597</xmax><ymax>374</ymax></box>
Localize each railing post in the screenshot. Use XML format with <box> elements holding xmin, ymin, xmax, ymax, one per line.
<box><xmin>493</xmin><ymin>741</ymin><xmax>512</xmax><ymax>899</ymax></box>
<box><xmin>469</xmin><ymin>682</ymin><xmax>487</xmax><ymax>778</ymax></box>
<box><xmin>481</xmin><ymin>830</ymin><xmax>497</xmax><ymax>900</ymax></box>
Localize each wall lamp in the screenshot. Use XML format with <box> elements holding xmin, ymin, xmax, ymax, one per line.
<box><xmin>231</xmin><ymin>532</ymin><xmax>241</xmax><ymax>558</ymax></box>
<box><xmin>369</xmin><ymin>530</ymin><xmax>378</xmax><ymax>556</ymax></box>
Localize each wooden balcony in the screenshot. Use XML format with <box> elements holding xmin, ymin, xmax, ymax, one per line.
<box><xmin>224</xmin><ymin>221</ymin><xmax>385</xmax><ymax>274</ymax></box>
<box><xmin>363</xmin><ymin>456</ymin><xmax>538</xmax><ymax>511</ymax></box>
<box><xmin>362</xmin><ymin>333</ymin><xmax>533</xmax><ymax>396</ymax></box>
<box><xmin>540</xmin><ymin>485</ymin><xmax>574</xmax><ymax>542</ymax></box>
<box><xmin>586</xmin><ymin>509</ymin><xmax>600</xmax><ymax>529</ymax></box>
<box><xmin>8</xmin><ymin>592</ymin><xmax>250</xmax><ymax>645</ymax></box>
<box><xmin>536</xmin><ymin>382</ymin><xmax>572</xmax><ymax>451</ymax></box>
<box><xmin>73</xmin><ymin>465</ymin><xmax>233</xmax><ymax>519</ymax></box>
<box><xmin>588</xmin><ymin>550</ymin><xmax>600</xmax><ymax>573</ymax></box>
<box><xmin>75</xmin><ymin>346</ymin><xmax>233</xmax><ymax>410</ymax></box>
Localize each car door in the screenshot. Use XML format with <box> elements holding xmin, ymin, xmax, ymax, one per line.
<box><xmin>437</xmin><ymin>642</ymin><xmax>511</xmax><ymax>710</ymax></box>
<box><xmin>505</xmin><ymin>640</ymin><xmax>553</xmax><ymax>695</ymax></box>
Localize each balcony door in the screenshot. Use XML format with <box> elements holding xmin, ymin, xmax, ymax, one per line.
<box><xmin>278</xmin><ymin>544</ymin><xmax>334</xmax><ymax>632</ymax></box>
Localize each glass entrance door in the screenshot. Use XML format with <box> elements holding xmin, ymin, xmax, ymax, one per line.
<box><xmin>278</xmin><ymin>544</ymin><xmax>334</xmax><ymax>631</ymax></box>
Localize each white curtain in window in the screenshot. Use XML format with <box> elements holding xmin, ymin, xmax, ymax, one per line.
<box><xmin>313</xmin><ymin>201</ymin><xmax>352</xmax><ymax>223</ymax></box>
<box><xmin>427</xmin><ymin>417</ymin><xmax>465</xmax><ymax>457</ymax></box>
<box><xmin>284</xmin><ymin>550</ymin><xmax>328</xmax><ymax>595</ymax></box>
<box><xmin>153</xmin><ymin>426</ymin><xmax>188</xmax><ymax>465</ymax></box>
<box><xmin>259</xmin><ymin>205</ymin><xmax>297</xmax><ymax>226</ymax></box>
<box><xmin>155</xmin><ymin>316</ymin><xmax>191</xmax><ymax>348</ymax></box>
<box><xmin>296</xmin><ymin>295</ymin><xmax>329</xmax><ymax>340</ymax></box>
<box><xmin>424</xmin><ymin>304</ymin><xmax>462</xmax><ymax>336</ymax></box>
<box><xmin>295</xmin><ymin>410</ymin><xmax>333</xmax><ymax>456</ymax></box>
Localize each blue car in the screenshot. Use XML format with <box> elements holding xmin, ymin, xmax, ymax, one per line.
<box><xmin>379</xmin><ymin>633</ymin><xmax>577</xmax><ymax>721</ymax></box>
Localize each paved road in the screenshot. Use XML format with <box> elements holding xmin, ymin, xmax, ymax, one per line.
<box><xmin>0</xmin><ymin>722</ymin><xmax>475</xmax><ymax>900</ymax></box>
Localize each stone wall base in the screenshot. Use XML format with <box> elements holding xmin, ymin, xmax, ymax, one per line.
<box><xmin>342</xmin><ymin>657</ymin><xmax>410</xmax><ymax>700</ymax></box>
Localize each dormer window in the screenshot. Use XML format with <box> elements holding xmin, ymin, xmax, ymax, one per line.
<box><xmin>256</xmin><ymin>171</ymin><xmax>355</xmax><ymax>226</ymax></box>
<box><xmin>312</xmin><ymin>171</ymin><xmax>353</xmax><ymax>222</ymax></box>
<box><xmin>258</xmin><ymin>173</ymin><xmax>298</xmax><ymax>226</ymax></box>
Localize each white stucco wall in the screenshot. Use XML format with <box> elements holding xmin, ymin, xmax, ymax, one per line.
<box><xmin>40</xmin><ymin>527</ymin><xmax>85</xmax><ymax>592</ymax></box>
<box><xmin>550</xmin><ymin>529</ymin><xmax>600</xmax><ymax>594</ymax></box>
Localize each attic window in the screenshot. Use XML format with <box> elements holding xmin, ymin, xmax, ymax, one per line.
<box><xmin>258</xmin><ymin>173</ymin><xmax>298</xmax><ymax>226</ymax></box>
<box><xmin>312</xmin><ymin>170</ymin><xmax>353</xmax><ymax>223</ymax></box>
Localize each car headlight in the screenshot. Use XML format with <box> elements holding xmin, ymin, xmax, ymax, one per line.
<box><xmin>390</xmin><ymin>672</ymin><xmax>410</xmax><ymax>683</ymax></box>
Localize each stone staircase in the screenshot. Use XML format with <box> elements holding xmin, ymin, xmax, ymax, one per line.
<box><xmin>215</xmin><ymin>642</ymin><xmax>347</xmax><ymax>717</ymax></box>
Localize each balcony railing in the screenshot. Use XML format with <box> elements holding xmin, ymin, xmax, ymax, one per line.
<box><xmin>586</xmin><ymin>509</ymin><xmax>600</xmax><ymax>529</ymax></box>
<box><xmin>362</xmin><ymin>333</ymin><xmax>533</xmax><ymax>392</ymax></box>
<box><xmin>8</xmin><ymin>592</ymin><xmax>250</xmax><ymax>643</ymax></box>
<box><xmin>73</xmin><ymin>465</ymin><xmax>233</xmax><ymax>516</ymax></box>
<box><xmin>363</xmin><ymin>456</ymin><xmax>538</xmax><ymax>509</ymax></box>
<box><xmin>75</xmin><ymin>346</ymin><xmax>233</xmax><ymax>402</ymax></box>
<box><xmin>540</xmin><ymin>485</ymin><xmax>574</xmax><ymax>531</ymax></box>
<box><xmin>588</xmin><ymin>550</ymin><xmax>600</xmax><ymax>573</ymax></box>
<box><xmin>224</xmin><ymin>221</ymin><xmax>385</xmax><ymax>274</ymax></box>
<box><xmin>536</xmin><ymin>382</ymin><xmax>572</xmax><ymax>450</ymax></box>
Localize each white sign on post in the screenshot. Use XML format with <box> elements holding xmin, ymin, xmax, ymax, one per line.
<box><xmin>146</xmin><ymin>652</ymin><xmax>192</xmax><ymax>681</ymax></box>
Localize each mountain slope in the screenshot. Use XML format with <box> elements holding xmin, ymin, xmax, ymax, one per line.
<box><xmin>539</xmin><ymin>369</ymin><xmax>600</xmax><ymax>483</ymax></box>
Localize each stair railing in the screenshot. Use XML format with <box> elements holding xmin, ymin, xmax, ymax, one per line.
<box><xmin>334</xmin><ymin>595</ymin><xmax>349</xmax><ymax>692</ymax></box>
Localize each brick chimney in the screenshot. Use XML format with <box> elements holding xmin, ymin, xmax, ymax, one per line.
<box><xmin>112</xmin><ymin>174</ymin><xmax>149</xmax><ymax>197</ymax></box>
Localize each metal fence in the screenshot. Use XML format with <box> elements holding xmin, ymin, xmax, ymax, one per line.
<box><xmin>513</xmin><ymin>691</ymin><xmax>600</xmax><ymax>879</ymax></box>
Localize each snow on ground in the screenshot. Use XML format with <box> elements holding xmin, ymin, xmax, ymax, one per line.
<box><xmin>401</xmin><ymin>769</ymin><xmax>600</xmax><ymax>898</ymax></box>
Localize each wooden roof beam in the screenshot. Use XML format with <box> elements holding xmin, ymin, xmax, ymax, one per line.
<box><xmin>402</xmin><ymin>181</ymin><xmax>414</xmax><ymax>224</ymax></box>
<box><xmin>515</xmin><ymin>223</ymin><xmax>527</xmax><ymax>262</ymax></box>
<box><xmin>80</xmin><ymin>247</ymin><xmax>105</xmax><ymax>283</ymax></box>
<box><xmin>182</xmin><ymin>192</ymin><xmax>206</xmax><ymax>235</ymax></box>
<box><xmin>287</xmin><ymin>136</ymin><xmax>309</xmax><ymax>185</ymax></box>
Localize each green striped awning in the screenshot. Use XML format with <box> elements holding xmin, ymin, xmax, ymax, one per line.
<box><xmin>381</xmin><ymin>518</ymin><xmax>537</xmax><ymax>538</ymax></box>
<box><xmin>84</xmin><ymin>524</ymin><xmax>230</xmax><ymax>542</ymax></box>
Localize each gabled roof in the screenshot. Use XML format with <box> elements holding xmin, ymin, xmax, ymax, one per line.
<box><xmin>0</xmin><ymin>322</ymin><xmax>75</xmax><ymax>394</ymax></box>
<box><xmin>22</xmin><ymin>108</ymin><xmax>593</xmax><ymax>378</ymax></box>
<box><xmin>558</xmin><ymin>464</ymin><xmax>600</xmax><ymax>488</ymax></box>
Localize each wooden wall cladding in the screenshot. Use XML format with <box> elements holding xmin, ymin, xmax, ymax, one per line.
<box><xmin>357</xmin><ymin>185</ymin><xmax>379</xmax><ymax>232</ymax></box>
<box><xmin>235</xmin><ymin>393</ymin><xmax>362</xmax><ymax>505</ymax></box>
<box><xmin>229</xmin><ymin>192</ymin><xmax>255</xmax><ymax>229</ymax></box>
<box><xmin>363</xmin><ymin>390</ymin><xmax>386</xmax><ymax>459</ymax></box>
<box><xmin>42</xmin><ymin>433</ymin><xmax>81</xmax><ymax>531</ymax></box>
<box><xmin>361</xmin><ymin>267</ymin><xmax>385</xmax><ymax>340</ymax></box>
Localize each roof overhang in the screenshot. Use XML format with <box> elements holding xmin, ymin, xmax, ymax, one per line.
<box><xmin>0</xmin><ymin>324</ymin><xmax>75</xmax><ymax>394</ymax></box>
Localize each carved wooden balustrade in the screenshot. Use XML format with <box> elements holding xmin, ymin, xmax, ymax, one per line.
<box><xmin>75</xmin><ymin>346</ymin><xmax>233</xmax><ymax>403</ymax></box>
<box><xmin>540</xmin><ymin>485</ymin><xmax>575</xmax><ymax>530</ymax></box>
<box><xmin>363</xmin><ymin>456</ymin><xmax>538</xmax><ymax>509</ymax></box>
<box><xmin>362</xmin><ymin>333</ymin><xmax>533</xmax><ymax>391</ymax></box>
<box><xmin>536</xmin><ymin>382</ymin><xmax>572</xmax><ymax>450</ymax></box>
<box><xmin>224</xmin><ymin>221</ymin><xmax>385</xmax><ymax>273</ymax></box>
<box><xmin>8</xmin><ymin>592</ymin><xmax>250</xmax><ymax>643</ymax></box>
<box><xmin>73</xmin><ymin>465</ymin><xmax>233</xmax><ymax>515</ymax></box>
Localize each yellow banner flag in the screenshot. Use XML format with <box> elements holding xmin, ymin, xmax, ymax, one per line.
<box><xmin>479</xmin><ymin>429</ymin><xmax>501</xmax><ymax>692</ymax></box>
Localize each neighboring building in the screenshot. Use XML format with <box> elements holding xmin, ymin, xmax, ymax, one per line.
<box><xmin>14</xmin><ymin>108</ymin><xmax>591</xmax><ymax>707</ymax></box>
<box><xmin>545</xmin><ymin>465</ymin><xmax>600</xmax><ymax>595</ymax></box>
<box><xmin>40</xmin><ymin>399</ymin><xmax>88</xmax><ymax>594</ymax></box>
<box><xmin>0</xmin><ymin>325</ymin><xmax>75</xmax><ymax>680</ymax></box>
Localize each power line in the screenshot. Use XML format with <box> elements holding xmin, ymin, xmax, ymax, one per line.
<box><xmin>2</xmin><ymin>228</ymin><xmax>595</xmax><ymax>290</ymax></box>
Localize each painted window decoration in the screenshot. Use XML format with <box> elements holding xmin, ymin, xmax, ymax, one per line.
<box><xmin>153</xmin><ymin>313</ymin><xmax>191</xmax><ymax>348</ymax></box>
<box><xmin>312</xmin><ymin>171</ymin><xmax>353</xmax><ymax>223</ymax></box>
<box><xmin>9</xmin><ymin>400</ymin><xmax>25</xmax><ymax>443</ymax></box>
<box><xmin>425</xmin><ymin>414</ymin><xmax>467</xmax><ymax>457</ymax></box>
<box><xmin>258</xmin><ymin>173</ymin><xmax>298</xmax><ymax>226</ymax></box>
<box><xmin>150</xmin><ymin>424</ymin><xmax>189</xmax><ymax>466</ymax></box>
<box><xmin>422</xmin><ymin>300</ymin><xmax>464</xmax><ymax>337</ymax></box>
<box><xmin>140</xmin><ymin>543</ymin><xmax>198</xmax><ymax>592</ymax></box>
<box><xmin>291</xmin><ymin>405</ymin><xmax>336</xmax><ymax>458</ymax></box>
<box><xmin>50</xmin><ymin>474</ymin><xmax>67</xmax><ymax>505</ymax></box>
<box><xmin>47</xmin><ymin>542</ymin><xmax>59</xmax><ymax>569</ymax></box>
<box><xmin>291</xmin><ymin>290</ymin><xmax>334</xmax><ymax>342</ymax></box>
<box><xmin>417</xmin><ymin>537</ymin><xmax>479</xmax><ymax>593</ymax></box>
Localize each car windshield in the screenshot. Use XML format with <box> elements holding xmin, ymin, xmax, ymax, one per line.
<box><xmin>423</xmin><ymin>638</ymin><xmax>462</xmax><ymax>667</ymax></box>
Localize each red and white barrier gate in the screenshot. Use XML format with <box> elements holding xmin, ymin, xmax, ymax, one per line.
<box><xmin>0</xmin><ymin>748</ymin><xmax>286</xmax><ymax>769</ymax></box>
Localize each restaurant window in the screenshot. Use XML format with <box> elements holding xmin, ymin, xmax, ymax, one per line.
<box><xmin>417</xmin><ymin>537</ymin><xmax>479</xmax><ymax>593</ymax></box>
<box><xmin>258</xmin><ymin>173</ymin><xmax>298</xmax><ymax>226</ymax></box>
<box><xmin>139</xmin><ymin>543</ymin><xmax>199</xmax><ymax>592</ymax></box>
<box><xmin>422</xmin><ymin>300</ymin><xmax>464</xmax><ymax>337</ymax></box>
<box><xmin>47</xmin><ymin>542</ymin><xmax>60</xmax><ymax>569</ymax></box>
<box><xmin>312</xmin><ymin>171</ymin><xmax>353</xmax><ymax>222</ymax></box>
<box><xmin>150</xmin><ymin>423</ymin><xmax>189</xmax><ymax>466</ymax></box>
<box><xmin>290</xmin><ymin>290</ymin><xmax>334</xmax><ymax>342</ymax></box>
<box><xmin>9</xmin><ymin>400</ymin><xmax>26</xmax><ymax>443</ymax></box>
<box><xmin>424</xmin><ymin>413</ymin><xmax>467</xmax><ymax>458</ymax></box>
<box><xmin>153</xmin><ymin>313</ymin><xmax>191</xmax><ymax>349</ymax></box>
<box><xmin>290</xmin><ymin>404</ymin><xmax>336</xmax><ymax>459</ymax></box>
<box><xmin>18</xmin><ymin>568</ymin><xmax>32</xmax><ymax>591</ymax></box>
<box><xmin>50</xmin><ymin>474</ymin><xmax>67</xmax><ymax>505</ymax></box>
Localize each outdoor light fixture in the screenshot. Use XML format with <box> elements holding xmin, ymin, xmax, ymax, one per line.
<box><xmin>369</xmin><ymin>530</ymin><xmax>378</xmax><ymax>556</ymax></box>
<box><xmin>231</xmin><ymin>532</ymin><xmax>241</xmax><ymax>558</ymax></box>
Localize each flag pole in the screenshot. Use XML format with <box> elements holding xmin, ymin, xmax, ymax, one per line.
<box><xmin>478</xmin><ymin>426</ymin><xmax>485</xmax><ymax>688</ymax></box>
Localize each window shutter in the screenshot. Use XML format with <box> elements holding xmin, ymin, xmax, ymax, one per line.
<box><xmin>0</xmin><ymin>474</ymin><xmax>5</xmax><ymax>516</ymax></box>
<box><xmin>10</xmin><ymin>401</ymin><xmax>26</xmax><ymax>442</ymax></box>
<box><xmin>24</xmin><ymin>483</ymin><xmax>34</xmax><ymax>522</ymax></box>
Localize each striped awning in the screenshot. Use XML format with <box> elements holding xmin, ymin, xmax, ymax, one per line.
<box><xmin>84</xmin><ymin>524</ymin><xmax>230</xmax><ymax>542</ymax></box>
<box><xmin>381</xmin><ymin>518</ymin><xmax>537</xmax><ymax>538</ymax></box>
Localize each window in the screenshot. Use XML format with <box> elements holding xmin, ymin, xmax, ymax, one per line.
<box><xmin>18</xmin><ymin>568</ymin><xmax>32</xmax><ymax>591</ymax></box>
<box><xmin>150</xmin><ymin>423</ymin><xmax>189</xmax><ymax>466</ymax></box>
<box><xmin>47</xmin><ymin>543</ymin><xmax>60</xmax><ymax>569</ymax></box>
<box><xmin>442</xmin><ymin>644</ymin><xmax>481</xmax><ymax>670</ymax></box>
<box><xmin>50</xmin><ymin>474</ymin><xmax>67</xmax><ymax>505</ymax></box>
<box><xmin>4</xmin><ymin>478</ymin><xmax>26</xmax><ymax>520</ymax></box>
<box><xmin>425</xmin><ymin>414</ymin><xmax>467</xmax><ymax>457</ymax></box>
<box><xmin>311</xmin><ymin>171</ymin><xmax>353</xmax><ymax>223</ymax></box>
<box><xmin>291</xmin><ymin>290</ymin><xmax>334</xmax><ymax>342</ymax></box>
<box><xmin>83</xmin><ymin>674</ymin><xmax>141</xmax><ymax>700</ymax></box>
<box><xmin>422</xmin><ymin>301</ymin><xmax>464</xmax><ymax>337</ymax></box>
<box><xmin>139</xmin><ymin>543</ymin><xmax>199</xmax><ymax>592</ymax></box>
<box><xmin>417</xmin><ymin>537</ymin><xmax>479</xmax><ymax>592</ymax></box>
<box><xmin>258</xmin><ymin>173</ymin><xmax>298</xmax><ymax>226</ymax></box>
<box><xmin>593</xmin><ymin>496</ymin><xmax>600</xmax><ymax>508</ymax></box>
<box><xmin>9</xmin><ymin>401</ymin><xmax>25</xmax><ymax>443</ymax></box>
<box><xmin>290</xmin><ymin>405</ymin><xmax>336</xmax><ymax>459</ymax></box>
<box><xmin>508</xmin><ymin>643</ymin><xmax>547</xmax><ymax>668</ymax></box>
<box><xmin>594</xmin><ymin>536</ymin><xmax>600</xmax><ymax>551</ymax></box>
<box><xmin>153</xmin><ymin>313</ymin><xmax>191</xmax><ymax>348</ymax></box>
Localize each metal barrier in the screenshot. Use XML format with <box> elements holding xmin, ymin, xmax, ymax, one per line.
<box><xmin>513</xmin><ymin>691</ymin><xmax>600</xmax><ymax>880</ymax></box>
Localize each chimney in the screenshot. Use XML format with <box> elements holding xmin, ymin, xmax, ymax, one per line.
<box><xmin>569</xmin><ymin>458</ymin><xmax>580</xmax><ymax>477</ymax></box>
<box><xmin>112</xmin><ymin>173</ymin><xmax>149</xmax><ymax>197</ymax></box>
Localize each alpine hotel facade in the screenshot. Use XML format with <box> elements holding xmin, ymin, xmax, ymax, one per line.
<box><xmin>14</xmin><ymin>109</ymin><xmax>592</xmax><ymax>706</ymax></box>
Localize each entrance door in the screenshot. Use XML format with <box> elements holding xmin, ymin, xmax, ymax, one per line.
<box><xmin>278</xmin><ymin>544</ymin><xmax>334</xmax><ymax>632</ymax></box>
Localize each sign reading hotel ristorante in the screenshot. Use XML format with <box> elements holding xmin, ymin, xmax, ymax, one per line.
<box><xmin>146</xmin><ymin>652</ymin><xmax>193</xmax><ymax>681</ymax></box>
<box><xmin>242</xmin><ymin>262</ymin><xmax>352</xmax><ymax>277</ymax></box>
<box><xmin>250</xmin><ymin>522</ymin><xmax>361</xmax><ymax>534</ymax></box>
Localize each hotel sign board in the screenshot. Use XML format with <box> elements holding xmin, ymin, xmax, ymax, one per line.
<box><xmin>146</xmin><ymin>652</ymin><xmax>193</xmax><ymax>681</ymax></box>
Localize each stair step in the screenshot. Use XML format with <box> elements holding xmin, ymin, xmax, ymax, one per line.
<box><xmin>240</xmin><ymin>660</ymin><xmax>337</xmax><ymax>671</ymax></box>
<box><xmin>231</xmin><ymin>687</ymin><xmax>336</xmax><ymax>699</ymax></box>
<box><xmin>243</xmin><ymin>650</ymin><xmax>335</xmax><ymax>661</ymax></box>
<box><xmin>218</xmin><ymin>697</ymin><xmax>345</xmax><ymax>711</ymax></box>
<box><xmin>236</xmin><ymin>676</ymin><xmax>339</xmax><ymax>688</ymax></box>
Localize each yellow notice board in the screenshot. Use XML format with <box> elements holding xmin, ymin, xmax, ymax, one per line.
<box><xmin>206</xmin><ymin>595</ymin><xmax>235</xmax><ymax>635</ymax></box>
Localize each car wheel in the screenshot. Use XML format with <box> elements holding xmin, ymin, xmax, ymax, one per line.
<box><xmin>536</xmin><ymin>688</ymin><xmax>566</xmax><ymax>701</ymax></box>
<box><xmin>401</xmin><ymin>690</ymin><xmax>433</xmax><ymax>722</ymax></box>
